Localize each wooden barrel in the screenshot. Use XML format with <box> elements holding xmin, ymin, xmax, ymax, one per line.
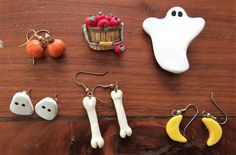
<box><xmin>82</xmin><ymin>23</ymin><xmax>124</xmax><ymax>51</ymax></box>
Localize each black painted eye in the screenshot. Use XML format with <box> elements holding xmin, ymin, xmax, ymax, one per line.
<box><xmin>42</xmin><ymin>106</ymin><xmax>46</xmax><ymax>109</ymax></box>
<box><xmin>22</xmin><ymin>104</ymin><xmax>25</xmax><ymax>107</ymax></box>
<box><xmin>171</xmin><ymin>10</ymin><xmax>176</xmax><ymax>16</ymax></box>
<box><xmin>178</xmin><ymin>11</ymin><xmax>183</xmax><ymax>17</ymax></box>
<box><xmin>47</xmin><ymin>109</ymin><xmax>51</xmax><ymax>112</ymax></box>
<box><xmin>15</xmin><ymin>102</ymin><xmax>19</xmax><ymax>105</ymax></box>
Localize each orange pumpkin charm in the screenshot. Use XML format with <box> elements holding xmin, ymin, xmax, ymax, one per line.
<box><xmin>26</xmin><ymin>39</ymin><xmax>45</xmax><ymax>59</ymax></box>
<box><xmin>47</xmin><ymin>39</ymin><xmax>65</xmax><ymax>58</ymax></box>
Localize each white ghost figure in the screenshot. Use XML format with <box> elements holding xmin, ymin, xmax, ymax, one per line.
<box><xmin>143</xmin><ymin>6</ymin><xmax>205</xmax><ymax>74</ymax></box>
<box><xmin>35</xmin><ymin>97</ymin><xmax>58</xmax><ymax>121</ymax></box>
<box><xmin>10</xmin><ymin>91</ymin><xmax>34</xmax><ymax>115</ymax></box>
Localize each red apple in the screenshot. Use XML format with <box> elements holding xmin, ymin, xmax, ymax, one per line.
<box><xmin>97</xmin><ymin>19</ymin><xmax>110</xmax><ymax>28</ymax></box>
<box><xmin>95</xmin><ymin>11</ymin><xmax>105</xmax><ymax>21</ymax></box>
<box><xmin>85</xmin><ymin>15</ymin><xmax>97</xmax><ymax>27</ymax></box>
<box><xmin>114</xmin><ymin>44</ymin><xmax>126</xmax><ymax>54</ymax></box>
<box><xmin>110</xmin><ymin>17</ymin><xmax>121</xmax><ymax>27</ymax></box>
<box><xmin>105</xmin><ymin>13</ymin><xmax>113</xmax><ymax>21</ymax></box>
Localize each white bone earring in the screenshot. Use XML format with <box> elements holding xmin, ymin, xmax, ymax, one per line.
<box><xmin>10</xmin><ymin>89</ymin><xmax>34</xmax><ymax>115</ymax></box>
<box><xmin>35</xmin><ymin>93</ymin><xmax>58</xmax><ymax>121</ymax></box>
<box><xmin>95</xmin><ymin>83</ymin><xmax>132</xmax><ymax>138</ymax></box>
<box><xmin>75</xmin><ymin>71</ymin><xmax>107</xmax><ymax>149</ymax></box>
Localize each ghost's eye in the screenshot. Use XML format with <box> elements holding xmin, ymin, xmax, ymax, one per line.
<box><xmin>42</xmin><ymin>106</ymin><xmax>46</xmax><ymax>109</ymax></box>
<box><xmin>171</xmin><ymin>10</ymin><xmax>176</xmax><ymax>16</ymax></box>
<box><xmin>47</xmin><ymin>109</ymin><xmax>51</xmax><ymax>112</ymax></box>
<box><xmin>22</xmin><ymin>104</ymin><xmax>25</xmax><ymax>107</ymax></box>
<box><xmin>178</xmin><ymin>11</ymin><xmax>183</xmax><ymax>17</ymax></box>
<box><xmin>15</xmin><ymin>102</ymin><xmax>19</xmax><ymax>105</ymax></box>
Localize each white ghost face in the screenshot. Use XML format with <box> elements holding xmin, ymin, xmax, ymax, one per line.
<box><xmin>166</xmin><ymin>7</ymin><xmax>187</xmax><ymax>19</ymax></box>
<box><xmin>143</xmin><ymin>6</ymin><xmax>205</xmax><ymax>74</ymax></box>
<box><xmin>10</xmin><ymin>92</ymin><xmax>34</xmax><ymax>115</ymax></box>
<box><xmin>35</xmin><ymin>97</ymin><xmax>58</xmax><ymax>121</ymax></box>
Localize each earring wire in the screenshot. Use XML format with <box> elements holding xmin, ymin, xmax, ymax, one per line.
<box><xmin>74</xmin><ymin>71</ymin><xmax>109</xmax><ymax>103</ymax></box>
<box><xmin>19</xmin><ymin>29</ymin><xmax>50</xmax><ymax>47</ymax></box>
<box><xmin>202</xmin><ymin>92</ymin><xmax>228</xmax><ymax>125</ymax></box>
<box><xmin>24</xmin><ymin>89</ymin><xmax>32</xmax><ymax>95</ymax></box>
<box><xmin>94</xmin><ymin>82</ymin><xmax>119</xmax><ymax>92</ymax></box>
<box><xmin>171</xmin><ymin>104</ymin><xmax>199</xmax><ymax>136</ymax></box>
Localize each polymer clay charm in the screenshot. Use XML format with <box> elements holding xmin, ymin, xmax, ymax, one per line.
<box><xmin>19</xmin><ymin>29</ymin><xmax>65</xmax><ymax>64</ymax></box>
<box><xmin>83</xmin><ymin>96</ymin><xmax>104</xmax><ymax>148</ymax></box>
<box><xmin>202</xmin><ymin>116</ymin><xmax>223</xmax><ymax>146</ymax></box>
<box><xmin>201</xmin><ymin>93</ymin><xmax>227</xmax><ymax>146</ymax></box>
<box><xmin>35</xmin><ymin>97</ymin><xmax>58</xmax><ymax>121</ymax></box>
<box><xmin>10</xmin><ymin>90</ymin><xmax>34</xmax><ymax>115</ymax></box>
<box><xmin>82</xmin><ymin>11</ymin><xmax>126</xmax><ymax>54</ymax></box>
<box><xmin>166</xmin><ymin>104</ymin><xmax>198</xmax><ymax>142</ymax></box>
<box><xmin>74</xmin><ymin>71</ymin><xmax>106</xmax><ymax>149</ymax></box>
<box><xmin>143</xmin><ymin>6</ymin><xmax>205</xmax><ymax>73</ymax></box>
<box><xmin>111</xmin><ymin>89</ymin><xmax>132</xmax><ymax>138</ymax></box>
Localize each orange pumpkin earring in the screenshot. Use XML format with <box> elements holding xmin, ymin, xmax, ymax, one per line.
<box><xmin>19</xmin><ymin>29</ymin><xmax>47</xmax><ymax>63</ymax></box>
<box><xmin>45</xmin><ymin>33</ymin><xmax>65</xmax><ymax>58</ymax></box>
<box><xmin>19</xmin><ymin>29</ymin><xmax>65</xmax><ymax>64</ymax></box>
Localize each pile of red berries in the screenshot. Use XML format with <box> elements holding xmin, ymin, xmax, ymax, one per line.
<box><xmin>85</xmin><ymin>12</ymin><xmax>121</xmax><ymax>28</ymax></box>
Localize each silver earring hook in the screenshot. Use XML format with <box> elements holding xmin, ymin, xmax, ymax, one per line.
<box><xmin>202</xmin><ymin>92</ymin><xmax>227</xmax><ymax>125</ymax></box>
<box><xmin>171</xmin><ymin>104</ymin><xmax>199</xmax><ymax>136</ymax></box>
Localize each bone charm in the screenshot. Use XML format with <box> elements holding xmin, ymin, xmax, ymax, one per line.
<box><xmin>83</xmin><ymin>96</ymin><xmax>104</xmax><ymax>148</ymax></box>
<box><xmin>111</xmin><ymin>90</ymin><xmax>132</xmax><ymax>138</ymax></box>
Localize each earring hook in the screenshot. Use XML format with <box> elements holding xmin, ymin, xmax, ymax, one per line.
<box><xmin>19</xmin><ymin>29</ymin><xmax>50</xmax><ymax>47</ymax></box>
<box><xmin>74</xmin><ymin>71</ymin><xmax>108</xmax><ymax>103</ymax></box>
<box><xmin>202</xmin><ymin>92</ymin><xmax>227</xmax><ymax>125</ymax></box>
<box><xmin>54</xmin><ymin>93</ymin><xmax>59</xmax><ymax>101</ymax></box>
<box><xmin>94</xmin><ymin>82</ymin><xmax>119</xmax><ymax>92</ymax></box>
<box><xmin>24</xmin><ymin>89</ymin><xmax>32</xmax><ymax>95</ymax></box>
<box><xmin>74</xmin><ymin>71</ymin><xmax>109</xmax><ymax>92</ymax></box>
<box><xmin>171</xmin><ymin>104</ymin><xmax>199</xmax><ymax>136</ymax></box>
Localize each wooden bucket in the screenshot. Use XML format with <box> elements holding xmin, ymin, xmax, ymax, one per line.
<box><xmin>82</xmin><ymin>23</ymin><xmax>124</xmax><ymax>51</ymax></box>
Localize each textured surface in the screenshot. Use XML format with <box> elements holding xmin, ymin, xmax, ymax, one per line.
<box><xmin>0</xmin><ymin>0</ymin><xmax>235</xmax><ymax>154</ymax></box>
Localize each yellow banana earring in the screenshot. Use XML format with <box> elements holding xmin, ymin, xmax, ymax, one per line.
<box><xmin>166</xmin><ymin>104</ymin><xmax>198</xmax><ymax>143</ymax></box>
<box><xmin>202</xmin><ymin>92</ymin><xmax>228</xmax><ymax>146</ymax></box>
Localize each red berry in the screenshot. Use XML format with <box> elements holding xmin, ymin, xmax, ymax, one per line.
<box><xmin>110</xmin><ymin>17</ymin><xmax>121</xmax><ymax>27</ymax></box>
<box><xmin>105</xmin><ymin>13</ymin><xmax>113</xmax><ymax>21</ymax></box>
<box><xmin>85</xmin><ymin>15</ymin><xmax>97</xmax><ymax>27</ymax></box>
<box><xmin>95</xmin><ymin>11</ymin><xmax>105</xmax><ymax>22</ymax></box>
<box><xmin>114</xmin><ymin>44</ymin><xmax>126</xmax><ymax>54</ymax></box>
<box><xmin>97</xmin><ymin>19</ymin><xmax>110</xmax><ymax>28</ymax></box>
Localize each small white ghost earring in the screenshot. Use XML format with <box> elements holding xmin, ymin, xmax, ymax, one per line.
<box><xmin>75</xmin><ymin>71</ymin><xmax>107</xmax><ymax>149</ymax></box>
<box><xmin>35</xmin><ymin>93</ymin><xmax>58</xmax><ymax>121</ymax></box>
<box><xmin>10</xmin><ymin>89</ymin><xmax>34</xmax><ymax>116</ymax></box>
<box><xmin>95</xmin><ymin>83</ymin><xmax>132</xmax><ymax>138</ymax></box>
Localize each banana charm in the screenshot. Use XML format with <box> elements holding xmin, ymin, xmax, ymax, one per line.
<box><xmin>166</xmin><ymin>115</ymin><xmax>187</xmax><ymax>142</ymax></box>
<box><xmin>201</xmin><ymin>92</ymin><xmax>227</xmax><ymax>146</ymax></box>
<box><xmin>166</xmin><ymin>104</ymin><xmax>198</xmax><ymax>143</ymax></box>
<box><xmin>202</xmin><ymin>116</ymin><xmax>222</xmax><ymax>146</ymax></box>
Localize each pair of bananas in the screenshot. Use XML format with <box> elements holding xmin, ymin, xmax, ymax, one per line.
<box><xmin>166</xmin><ymin>95</ymin><xmax>227</xmax><ymax>147</ymax></box>
<box><xmin>166</xmin><ymin>114</ymin><xmax>222</xmax><ymax>146</ymax></box>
